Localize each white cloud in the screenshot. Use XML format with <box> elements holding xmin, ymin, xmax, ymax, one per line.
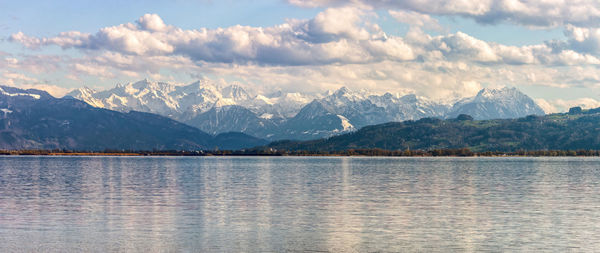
<box><xmin>19</xmin><ymin>84</ymin><xmax>70</xmax><ymax>98</ymax></box>
<box><xmin>305</xmin><ymin>7</ymin><xmax>372</xmax><ymax>41</ymax></box>
<box><xmin>9</xmin><ymin>31</ymin><xmax>90</xmax><ymax>49</ymax></box>
<box><xmin>12</xmin><ymin>11</ymin><xmax>599</xmax><ymax>69</ymax></box>
<box><xmin>432</xmin><ymin>32</ymin><xmax>500</xmax><ymax>62</ymax></box>
<box><xmin>1</xmin><ymin>54</ymin><xmax>63</xmax><ymax>74</ymax></box>
<box><xmin>3</xmin><ymin>72</ymin><xmax>38</xmax><ymax>83</ymax></box>
<box><xmin>137</xmin><ymin>13</ymin><xmax>169</xmax><ymax>32</ymax></box>
<box><xmin>0</xmin><ymin>71</ymin><xmax>69</xmax><ymax>97</ymax></box>
<box><xmin>564</xmin><ymin>25</ymin><xmax>600</xmax><ymax>54</ymax></box>
<box><xmin>534</xmin><ymin>98</ymin><xmax>555</xmax><ymax>113</ymax></box>
<box><xmin>389</xmin><ymin>10</ymin><xmax>443</xmax><ymax>31</ymax></box>
<box><xmin>4</xmin><ymin>10</ymin><xmax>600</xmax><ymax>104</ymax></box>
<box><xmin>538</xmin><ymin>97</ymin><xmax>600</xmax><ymax>113</ymax></box>
<box><xmin>9</xmin><ymin>9</ymin><xmax>414</xmax><ymax>66</ymax></box>
<box><xmin>289</xmin><ymin>0</ymin><xmax>600</xmax><ymax>28</ymax></box>
<box><xmin>73</xmin><ymin>63</ymin><xmax>115</xmax><ymax>78</ymax></box>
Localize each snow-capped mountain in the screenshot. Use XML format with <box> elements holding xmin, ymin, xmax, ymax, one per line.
<box><xmin>0</xmin><ymin>85</ymin><xmax>266</xmax><ymax>150</ymax></box>
<box><xmin>67</xmin><ymin>79</ymin><xmax>546</xmax><ymax>141</ymax></box>
<box><xmin>185</xmin><ymin>105</ymin><xmax>279</xmax><ymax>137</ymax></box>
<box><xmin>66</xmin><ymin>79</ymin><xmax>311</xmax><ymax>121</ymax></box>
<box><xmin>272</xmin><ymin>87</ymin><xmax>451</xmax><ymax>140</ymax></box>
<box><xmin>242</xmin><ymin>91</ymin><xmax>313</xmax><ymax>119</ymax></box>
<box><xmin>447</xmin><ymin>87</ymin><xmax>545</xmax><ymax>119</ymax></box>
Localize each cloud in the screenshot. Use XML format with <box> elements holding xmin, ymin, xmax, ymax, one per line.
<box><xmin>288</xmin><ymin>0</ymin><xmax>341</xmax><ymax>8</ymax></box>
<box><xmin>431</xmin><ymin>31</ymin><xmax>500</xmax><ymax>62</ymax></box>
<box><xmin>137</xmin><ymin>13</ymin><xmax>169</xmax><ymax>32</ymax></box>
<box><xmin>289</xmin><ymin>0</ymin><xmax>600</xmax><ymax>28</ymax></box>
<box><xmin>5</xmin><ymin>10</ymin><xmax>600</xmax><ymax>103</ymax></box>
<box><xmin>389</xmin><ymin>10</ymin><xmax>443</xmax><ymax>31</ymax></box>
<box><xmin>537</xmin><ymin>97</ymin><xmax>600</xmax><ymax>113</ymax></box>
<box><xmin>73</xmin><ymin>63</ymin><xmax>115</xmax><ymax>78</ymax></box>
<box><xmin>564</xmin><ymin>25</ymin><xmax>600</xmax><ymax>54</ymax></box>
<box><xmin>2</xmin><ymin>72</ymin><xmax>38</xmax><ymax>83</ymax></box>
<box><xmin>9</xmin><ymin>31</ymin><xmax>90</xmax><ymax>49</ymax></box>
<box><xmin>19</xmin><ymin>84</ymin><xmax>70</xmax><ymax>97</ymax></box>
<box><xmin>303</xmin><ymin>7</ymin><xmax>372</xmax><ymax>42</ymax></box>
<box><xmin>406</xmin><ymin>29</ymin><xmax>600</xmax><ymax>66</ymax></box>
<box><xmin>11</xmin><ymin>11</ymin><xmax>600</xmax><ymax>69</ymax></box>
<box><xmin>0</xmin><ymin>72</ymin><xmax>69</xmax><ymax>97</ymax></box>
<box><xmin>0</xmin><ymin>54</ymin><xmax>63</xmax><ymax>73</ymax></box>
<box><xmin>9</xmin><ymin>10</ymin><xmax>415</xmax><ymax>66</ymax></box>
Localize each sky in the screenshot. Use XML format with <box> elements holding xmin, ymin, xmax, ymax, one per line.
<box><xmin>1</xmin><ymin>0</ymin><xmax>600</xmax><ymax>112</ymax></box>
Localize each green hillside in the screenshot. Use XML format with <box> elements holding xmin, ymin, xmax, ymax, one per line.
<box><xmin>268</xmin><ymin>107</ymin><xmax>600</xmax><ymax>152</ymax></box>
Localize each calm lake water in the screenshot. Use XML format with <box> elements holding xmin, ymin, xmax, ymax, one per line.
<box><xmin>1</xmin><ymin>156</ymin><xmax>600</xmax><ymax>252</ymax></box>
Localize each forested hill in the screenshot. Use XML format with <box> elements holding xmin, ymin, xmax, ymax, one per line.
<box><xmin>268</xmin><ymin>107</ymin><xmax>600</xmax><ymax>152</ymax></box>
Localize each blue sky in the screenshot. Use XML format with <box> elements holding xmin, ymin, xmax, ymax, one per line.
<box><xmin>1</xmin><ymin>0</ymin><xmax>600</xmax><ymax>112</ymax></box>
<box><xmin>1</xmin><ymin>0</ymin><xmax>564</xmax><ymax>45</ymax></box>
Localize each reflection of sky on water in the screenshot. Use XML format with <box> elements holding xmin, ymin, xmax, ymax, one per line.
<box><xmin>1</xmin><ymin>157</ymin><xmax>600</xmax><ymax>251</ymax></box>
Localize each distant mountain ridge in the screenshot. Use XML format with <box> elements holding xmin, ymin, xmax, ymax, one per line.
<box><xmin>268</xmin><ymin>109</ymin><xmax>600</xmax><ymax>152</ymax></box>
<box><xmin>67</xmin><ymin>79</ymin><xmax>545</xmax><ymax>140</ymax></box>
<box><xmin>0</xmin><ymin>86</ymin><xmax>266</xmax><ymax>150</ymax></box>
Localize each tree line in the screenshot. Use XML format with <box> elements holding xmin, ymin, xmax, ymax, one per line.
<box><xmin>3</xmin><ymin>148</ymin><xmax>600</xmax><ymax>157</ymax></box>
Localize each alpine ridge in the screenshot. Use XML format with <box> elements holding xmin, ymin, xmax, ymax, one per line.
<box><xmin>67</xmin><ymin>79</ymin><xmax>546</xmax><ymax>141</ymax></box>
<box><xmin>0</xmin><ymin>86</ymin><xmax>267</xmax><ymax>150</ymax></box>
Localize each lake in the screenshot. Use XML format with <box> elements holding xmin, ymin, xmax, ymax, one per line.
<box><xmin>1</xmin><ymin>156</ymin><xmax>599</xmax><ymax>252</ymax></box>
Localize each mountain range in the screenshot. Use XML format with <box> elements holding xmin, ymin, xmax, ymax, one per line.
<box><xmin>67</xmin><ymin>79</ymin><xmax>545</xmax><ymax>141</ymax></box>
<box><xmin>268</xmin><ymin>108</ymin><xmax>600</xmax><ymax>152</ymax></box>
<box><xmin>0</xmin><ymin>86</ymin><xmax>266</xmax><ymax>150</ymax></box>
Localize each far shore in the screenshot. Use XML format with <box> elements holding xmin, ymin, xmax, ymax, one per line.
<box><xmin>2</xmin><ymin>149</ymin><xmax>600</xmax><ymax>157</ymax></box>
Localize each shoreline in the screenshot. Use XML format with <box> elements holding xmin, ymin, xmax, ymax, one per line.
<box><xmin>1</xmin><ymin>151</ymin><xmax>600</xmax><ymax>157</ymax></box>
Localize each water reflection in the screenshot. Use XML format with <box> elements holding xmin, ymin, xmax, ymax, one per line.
<box><xmin>1</xmin><ymin>157</ymin><xmax>600</xmax><ymax>252</ymax></box>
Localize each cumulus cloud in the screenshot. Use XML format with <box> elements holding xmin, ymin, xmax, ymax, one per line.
<box><xmin>564</xmin><ymin>25</ymin><xmax>600</xmax><ymax>54</ymax></box>
<box><xmin>5</xmin><ymin>9</ymin><xmax>600</xmax><ymax>103</ymax></box>
<box><xmin>9</xmin><ymin>31</ymin><xmax>90</xmax><ymax>49</ymax></box>
<box><xmin>289</xmin><ymin>0</ymin><xmax>600</xmax><ymax>28</ymax></box>
<box><xmin>11</xmin><ymin>11</ymin><xmax>600</xmax><ymax>69</ymax></box>
<box><xmin>9</xmin><ymin>10</ymin><xmax>415</xmax><ymax>66</ymax></box>
<box><xmin>303</xmin><ymin>7</ymin><xmax>372</xmax><ymax>42</ymax></box>
<box><xmin>405</xmin><ymin>29</ymin><xmax>600</xmax><ymax>66</ymax></box>
<box><xmin>137</xmin><ymin>13</ymin><xmax>169</xmax><ymax>32</ymax></box>
<box><xmin>389</xmin><ymin>10</ymin><xmax>443</xmax><ymax>31</ymax></box>
<box><xmin>537</xmin><ymin>97</ymin><xmax>600</xmax><ymax>113</ymax></box>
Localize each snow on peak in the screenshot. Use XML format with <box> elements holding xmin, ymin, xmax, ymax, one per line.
<box><xmin>476</xmin><ymin>87</ymin><xmax>519</xmax><ymax>99</ymax></box>
<box><xmin>330</xmin><ymin>86</ymin><xmax>372</xmax><ymax>100</ymax></box>
<box><xmin>450</xmin><ymin>87</ymin><xmax>544</xmax><ymax>119</ymax></box>
<box><xmin>260</xmin><ymin>113</ymin><xmax>274</xmax><ymax>119</ymax></box>
<box><xmin>336</xmin><ymin>115</ymin><xmax>355</xmax><ymax>132</ymax></box>
<box><xmin>0</xmin><ymin>86</ymin><xmax>41</xmax><ymax>99</ymax></box>
<box><xmin>335</xmin><ymin>86</ymin><xmax>350</xmax><ymax>95</ymax></box>
<box><xmin>62</xmin><ymin>79</ymin><xmax>546</xmax><ymax>140</ymax></box>
<box><xmin>221</xmin><ymin>84</ymin><xmax>251</xmax><ymax>101</ymax></box>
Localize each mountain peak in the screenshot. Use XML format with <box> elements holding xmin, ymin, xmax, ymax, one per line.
<box><xmin>64</xmin><ymin>78</ymin><xmax>548</xmax><ymax>140</ymax></box>
<box><xmin>66</xmin><ymin>86</ymin><xmax>95</xmax><ymax>97</ymax></box>
<box><xmin>450</xmin><ymin>87</ymin><xmax>544</xmax><ymax>119</ymax></box>
<box><xmin>329</xmin><ymin>86</ymin><xmax>351</xmax><ymax>98</ymax></box>
<box><xmin>221</xmin><ymin>84</ymin><xmax>250</xmax><ymax>101</ymax></box>
<box><xmin>328</xmin><ymin>86</ymin><xmax>372</xmax><ymax>101</ymax></box>
<box><xmin>476</xmin><ymin>87</ymin><xmax>519</xmax><ymax>98</ymax></box>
